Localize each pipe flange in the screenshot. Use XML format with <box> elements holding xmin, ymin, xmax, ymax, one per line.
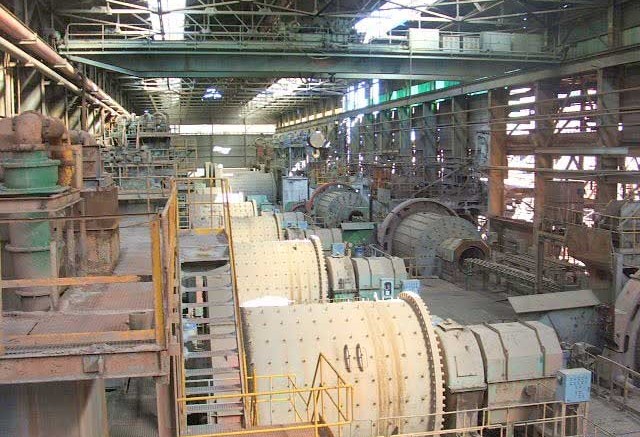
<box><xmin>399</xmin><ymin>291</ymin><xmax>445</xmax><ymax>431</ymax></box>
<box><xmin>309</xmin><ymin>235</ymin><xmax>329</xmax><ymax>301</ymax></box>
<box><xmin>378</xmin><ymin>198</ymin><xmax>457</xmax><ymax>252</ymax></box>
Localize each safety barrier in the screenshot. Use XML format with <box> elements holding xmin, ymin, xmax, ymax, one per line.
<box><xmin>177</xmin><ymin>353</ymin><xmax>354</xmax><ymax>437</ymax></box>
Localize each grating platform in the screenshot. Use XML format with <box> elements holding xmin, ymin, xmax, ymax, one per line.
<box><xmin>1</xmin><ymin>224</ymin><xmax>157</xmax><ymax>359</ymax></box>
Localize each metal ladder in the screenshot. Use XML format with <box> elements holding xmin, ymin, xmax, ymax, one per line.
<box><xmin>179</xmin><ymin>246</ymin><xmax>245</xmax><ymax>435</ymax></box>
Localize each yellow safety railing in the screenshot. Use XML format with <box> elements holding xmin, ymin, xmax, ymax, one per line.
<box><xmin>175</xmin><ymin>177</ymin><xmax>257</xmax><ymax>231</ymax></box>
<box><xmin>177</xmin><ymin>353</ymin><xmax>354</xmax><ymax>437</ymax></box>
<box><xmin>351</xmin><ymin>397</ymin><xmax>594</xmax><ymax>437</ymax></box>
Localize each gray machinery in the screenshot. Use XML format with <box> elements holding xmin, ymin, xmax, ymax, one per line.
<box><xmin>232</xmin><ymin>236</ymin><xmax>408</xmax><ymax>303</ymax></box>
<box><xmin>242</xmin><ymin>293</ymin><xmax>568</xmax><ymax>437</ymax></box>
<box><xmin>285</xmin><ymin>227</ymin><xmax>343</xmax><ymax>254</ymax></box>
<box><xmin>378</xmin><ymin>198</ymin><xmax>489</xmax><ymax>276</ymax></box>
<box><xmin>325</xmin><ymin>254</ymin><xmax>407</xmax><ymax>300</ymax></box>
<box><xmin>307</xmin><ymin>182</ymin><xmax>367</xmax><ymax>228</ymax></box>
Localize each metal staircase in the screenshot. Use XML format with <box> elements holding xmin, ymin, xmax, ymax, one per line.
<box><xmin>179</xmin><ymin>238</ymin><xmax>246</xmax><ymax>435</ymax></box>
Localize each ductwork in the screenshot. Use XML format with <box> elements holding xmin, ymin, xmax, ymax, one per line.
<box><xmin>0</xmin><ymin>6</ymin><xmax>129</xmax><ymax>116</ymax></box>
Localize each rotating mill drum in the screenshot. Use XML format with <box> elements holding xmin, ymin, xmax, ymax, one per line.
<box><xmin>233</xmin><ymin>236</ymin><xmax>328</xmax><ymax>304</ymax></box>
<box><xmin>308</xmin><ymin>183</ymin><xmax>367</xmax><ymax>228</ymax></box>
<box><xmin>378</xmin><ymin>198</ymin><xmax>488</xmax><ymax>277</ymax></box>
<box><xmin>230</xmin><ymin>215</ymin><xmax>282</xmax><ymax>244</ymax></box>
<box><xmin>241</xmin><ymin>292</ymin><xmax>445</xmax><ymax>437</ymax></box>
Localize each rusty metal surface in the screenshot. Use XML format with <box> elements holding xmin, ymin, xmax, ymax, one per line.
<box><xmin>0</xmin><ymin>223</ymin><xmax>165</xmax><ymax>381</ymax></box>
<box><xmin>81</xmin><ymin>185</ymin><xmax>119</xmax><ymax>230</ymax></box>
<box><xmin>565</xmin><ymin>224</ymin><xmax>614</xmax><ymax>271</ymax></box>
<box><xmin>0</xmin><ymin>349</ymin><xmax>166</xmax><ymax>383</ymax></box>
<box><xmin>0</xmin><ymin>189</ymin><xmax>81</xmax><ymax>213</ymax></box>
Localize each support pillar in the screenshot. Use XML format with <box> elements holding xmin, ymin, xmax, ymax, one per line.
<box><xmin>397</xmin><ymin>105</ymin><xmax>412</xmax><ymax>156</ymax></box>
<box><xmin>488</xmin><ymin>88</ymin><xmax>508</xmax><ymax>218</ymax></box>
<box><xmin>452</xmin><ymin>95</ymin><xmax>469</xmax><ymax>161</ymax></box>
<box><xmin>532</xmin><ymin>79</ymin><xmax>558</xmax><ymax>293</ymax></box>
<box><xmin>596</xmin><ymin>67</ymin><xmax>622</xmax><ymax>205</ymax></box>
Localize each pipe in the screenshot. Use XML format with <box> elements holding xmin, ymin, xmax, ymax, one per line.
<box><xmin>0</xmin><ymin>5</ymin><xmax>129</xmax><ymax>116</ymax></box>
<box><xmin>0</xmin><ymin>36</ymin><xmax>117</xmax><ymax>116</ymax></box>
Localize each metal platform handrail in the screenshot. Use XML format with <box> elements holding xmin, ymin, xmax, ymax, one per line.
<box><xmin>176</xmin><ymin>352</ymin><xmax>354</xmax><ymax>437</ymax></box>
<box><xmin>351</xmin><ymin>397</ymin><xmax>591</xmax><ymax>437</ymax></box>
<box><xmin>0</xmin><ymin>209</ymin><xmax>176</xmax><ymax>353</ymax></box>
<box><xmin>570</xmin><ymin>348</ymin><xmax>640</xmax><ymax>417</ymax></box>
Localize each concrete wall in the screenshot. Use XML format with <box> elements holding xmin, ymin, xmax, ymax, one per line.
<box><xmin>181</xmin><ymin>134</ymin><xmax>272</xmax><ymax>169</ymax></box>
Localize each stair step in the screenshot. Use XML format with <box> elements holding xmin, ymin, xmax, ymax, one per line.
<box><xmin>184</xmin><ymin>333</ymin><xmax>237</xmax><ymax>342</ymax></box>
<box><xmin>185</xmin><ymin>384</ymin><xmax>242</xmax><ymax>395</ymax></box>
<box><xmin>181</xmin><ymin>286</ymin><xmax>232</xmax><ymax>293</ymax></box>
<box><xmin>185</xmin><ymin>349</ymin><xmax>238</xmax><ymax>359</ymax></box>
<box><xmin>182</xmin><ymin>301</ymin><xmax>233</xmax><ymax>308</ymax></box>
<box><xmin>185</xmin><ymin>423</ymin><xmax>243</xmax><ymax>435</ymax></box>
<box><xmin>185</xmin><ymin>367</ymin><xmax>240</xmax><ymax>377</ymax></box>
<box><xmin>185</xmin><ymin>374</ymin><xmax>241</xmax><ymax>384</ymax></box>
<box><xmin>182</xmin><ymin>316</ymin><xmax>235</xmax><ymax>325</ymax></box>
<box><xmin>185</xmin><ymin>401</ymin><xmax>244</xmax><ymax>414</ymax></box>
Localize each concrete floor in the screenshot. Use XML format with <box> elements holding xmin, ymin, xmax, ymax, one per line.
<box><xmin>419</xmin><ymin>277</ymin><xmax>516</xmax><ymax>324</ymax></box>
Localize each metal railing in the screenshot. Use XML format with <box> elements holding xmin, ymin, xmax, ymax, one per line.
<box><xmin>0</xmin><ymin>208</ymin><xmax>176</xmax><ymax>354</ymax></box>
<box><xmin>570</xmin><ymin>348</ymin><xmax>640</xmax><ymax>418</ymax></box>
<box><xmin>63</xmin><ymin>22</ymin><xmax>558</xmax><ymax>60</ymax></box>
<box><xmin>175</xmin><ymin>177</ymin><xmax>257</xmax><ymax>231</ymax></box>
<box><xmin>177</xmin><ymin>353</ymin><xmax>354</xmax><ymax>437</ymax></box>
<box><xmin>350</xmin><ymin>398</ymin><xmax>590</xmax><ymax>437</ymax></box>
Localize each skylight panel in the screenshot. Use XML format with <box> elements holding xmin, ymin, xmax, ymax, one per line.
<box><xmin>147</xmin><ymin>0</ymin><xmax>186</xmax><ymax>40</ymax></box>
<box><xmin>355</xmin><ymin>0</ymin><xmax>437</xmax><ymax>43</ymax></box>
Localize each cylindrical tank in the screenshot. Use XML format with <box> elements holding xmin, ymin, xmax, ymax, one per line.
<box><xmin>241</xmin><ymin>293</ymin><xmax>444</xmax><ymax>437</ymax></box>
<box><xmin>308</xmin><ymin>183</ymin><xmax>367</xmax><ymax>228</ymax></box>
<box><xmin>231</xmin><ymin>215</ymin><xmax>282</xmax><ymax>244</ymax></box>
<box><xmin>0</xmin><ymin>112</ymin><xmax>68</xmax><ymax>311</ymax></box>
<box><xmin>351</xmin><ymin>256</ymin><xmax>407</xmax><ymax>298</ymax></box>
<box><xmin>378</xmin><ymin>198</ymin><xmax>486</xmax><ymax>276</ymax></box>
<box><xmin>610</xmin><ymin>275</ymin><xmax>640</xmax><ymax>370</ymax></box>
<box><xmin>233</xmin><ymin>236</ymin><xmax>328</xmax><ymax>304</ymax></box>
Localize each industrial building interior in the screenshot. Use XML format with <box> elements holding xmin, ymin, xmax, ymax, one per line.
<box><xmin>1</xmin><ymin>0</ymin><xmax>640</xmax><ymax>436</ymax></box>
